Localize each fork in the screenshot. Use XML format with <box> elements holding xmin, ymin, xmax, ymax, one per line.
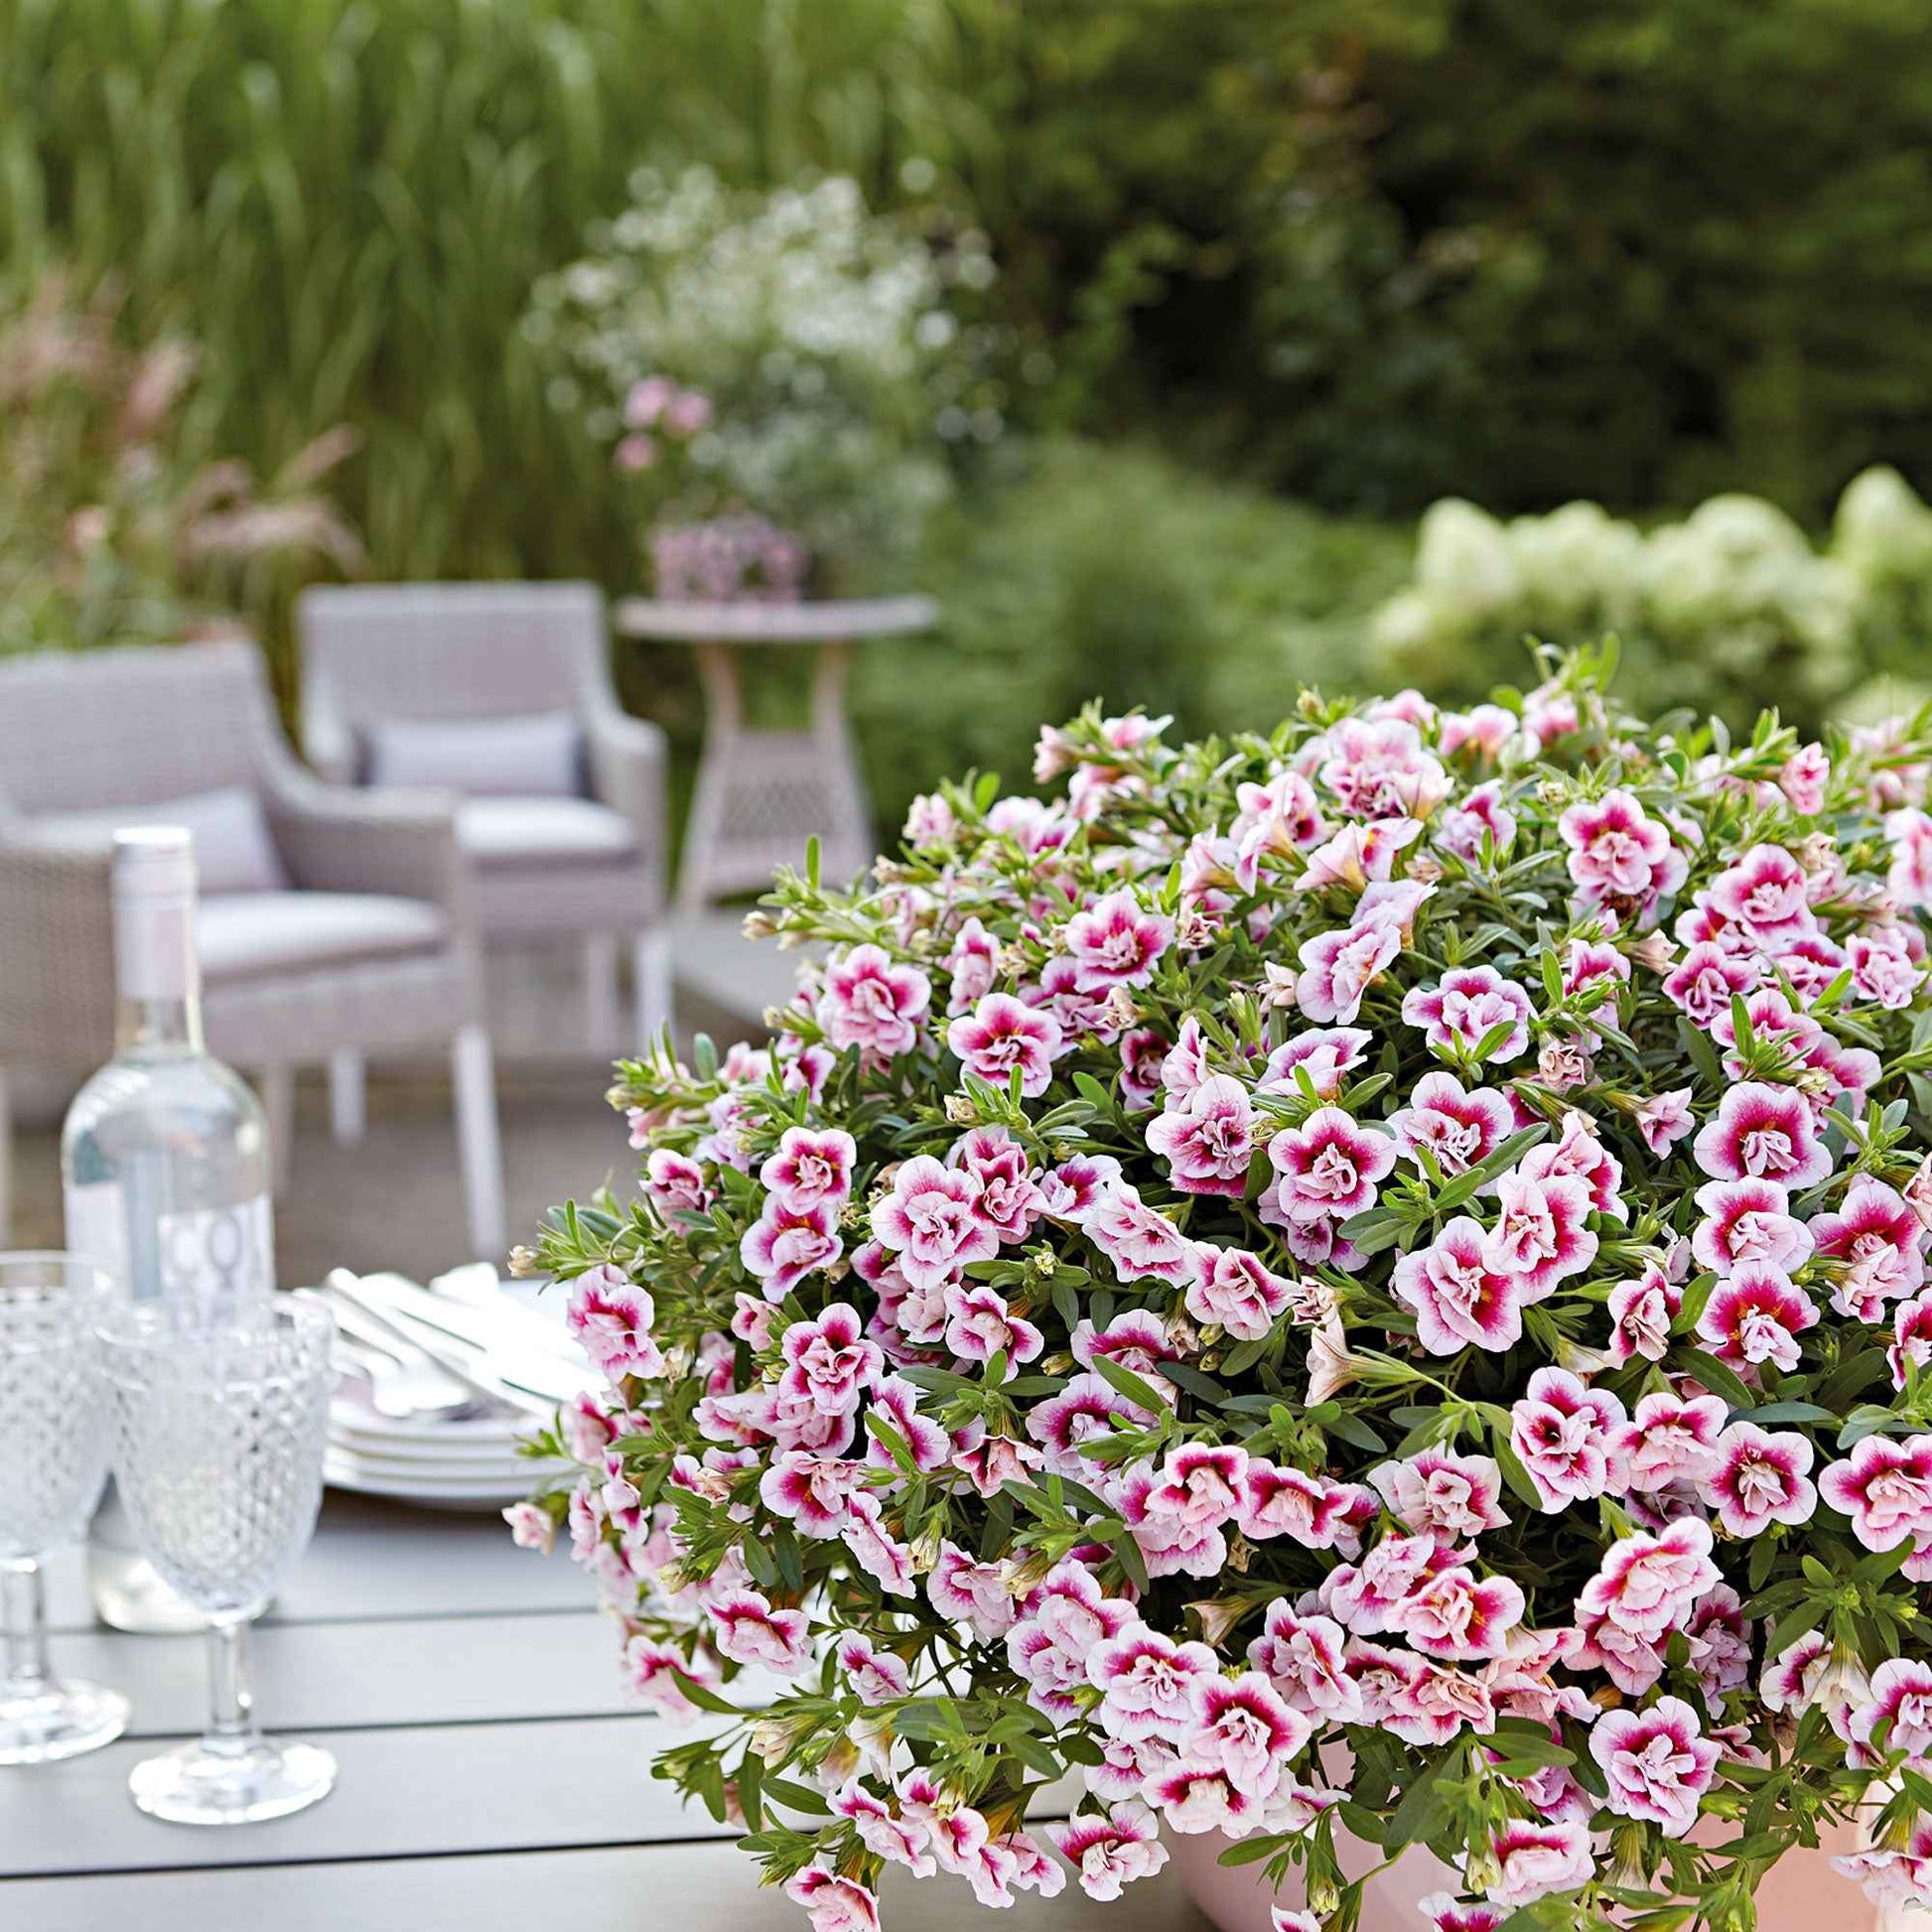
<box><xmin>328</xmin><ymin>1302</ymin><xmax>481</xmax><ymax>1421</ymax></box>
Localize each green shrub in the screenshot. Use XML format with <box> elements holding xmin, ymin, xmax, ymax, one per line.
<box><xmin>848</xmin><ymin>439</ymin><xmax>1412</xmax><ymax>831</ymax></box>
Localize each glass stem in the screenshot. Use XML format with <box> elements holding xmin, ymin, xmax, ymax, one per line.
<box><xmin>2</xmin><ymin>1558</ymin><xmax>50</xmax><ymax>1700</ymax></box>
<box><xmin>205</xmin><ymin>1617</ymin><xmax>259</xmax><ymax>1758</ymax></box>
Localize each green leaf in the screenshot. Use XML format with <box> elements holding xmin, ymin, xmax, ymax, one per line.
<box><xmin>669</xmin><ymin>1669</ymin><xmax>742</xmax><ymax>1717</ymax></box>
<box><xmin>1090</xmin><ymin>1350</ymin><xmax>1168</xmax><ymax>1418</ymax></box>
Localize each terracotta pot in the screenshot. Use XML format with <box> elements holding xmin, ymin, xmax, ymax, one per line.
<box><xmin>1170</xmin><ymin>1817</ymin><xmax>1879</xmax><ymax>1932</ymax></box>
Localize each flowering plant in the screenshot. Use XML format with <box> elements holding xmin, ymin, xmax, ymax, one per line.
<box><xmin>523</xmin><ymin>168</ymin><xmax>1002</xmax><ymax>595</ymax></box>
<box><xmin>514</xmin><ymin>641</ymin><xmax>1932</xmax><ymax>1932</ymax></box>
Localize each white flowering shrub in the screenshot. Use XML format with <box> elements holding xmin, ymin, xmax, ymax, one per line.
<box><xmin>523</xmin><ymin>168</ymin><xmax>1002</xmax><ymax>590</ymax></box>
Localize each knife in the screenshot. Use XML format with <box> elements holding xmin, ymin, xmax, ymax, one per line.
<box><xmin>346</xmin><ymin>1273</ymin><xmax>601</xmax><ymax>1406</ymax></box>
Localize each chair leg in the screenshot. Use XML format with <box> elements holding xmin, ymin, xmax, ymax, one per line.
<box><xmin>0</xmin><ymin>1070</ymin><xmax>12</xmax><ymax>1247</ymax></box>
<box><xmin>329</xmin><ymin>1049</ymin><xmax>366</xmax><ymax>1146</ymax></box>
<box><xmin>583</xmin><ymin>931</ymin><xmax>621</xmax><ymax>1053</ymax></box>
<box><xmin>261</xmin><ymin>1064</ymin><xmax>295</xmax><ymax>1197</ymax></box>
<box><xmin>451</xmin><ymin>1025</ymin><xmax>505</xmax><ymax>1258</ymax></box>
<box><xmin>634</xmin><ymin>928</ymin><xmax>674</xmax><ymax>1051</ymax></box>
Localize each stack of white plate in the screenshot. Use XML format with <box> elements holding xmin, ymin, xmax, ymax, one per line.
<box><xmin>321</xmin><ymin>1266</ymin><xmax>592</xmax><ymax>1511</ymax></box>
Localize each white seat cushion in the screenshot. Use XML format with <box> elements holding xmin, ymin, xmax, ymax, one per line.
<box><xmin>457</xmin><ymin>796</ymin><xmax>638</xmax><ymax>869</ymax></box>
<box><xmin>32</xmin><ymin>786</ymin><xmax>287</xmax><ymax>896</ymax></box>
<box><xmin>197</xmin><ymin>893</ymin><xmax>447</xmax><ymax>984</ymax></box>
<box><xmin>366</xmin><ymin>712</ymin><xmax>583</xmax><ymax>796</ymax></box>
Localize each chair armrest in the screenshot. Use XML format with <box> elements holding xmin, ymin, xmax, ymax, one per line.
<box><xmin>261</xmin><ymin>770</ymin><xmax>467</xmax><ymax>915</ymax></box>
<box><xmin>585</xmin><ymin>706</ymin><xmax>669</xmax><ymax>912</ymax></box>
<box><xmin>0</xmin><ymin>843</ymin><xmax>117</xmax><ymax>1067</ymax></box>
<box><xmin>302</xmin><ymin>707</ymin><xmax>359</xmax><ymax>786</ymax></box>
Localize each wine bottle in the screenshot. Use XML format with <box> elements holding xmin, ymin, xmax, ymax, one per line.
<box><xmin>62</xmin><ymin>827</ymin><xmax>277</xmax><ymax>1631</ymax></box>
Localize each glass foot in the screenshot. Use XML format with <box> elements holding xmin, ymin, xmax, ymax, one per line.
<box><xmin>129</xmin><ymin>1734</ymin><xmax>336</xmax><ymax>1825</ymax></box>
<box><xmin>0</xmin><ymin>1678</ymin><xmax>130</xmax><ymax>1765</ymax></box>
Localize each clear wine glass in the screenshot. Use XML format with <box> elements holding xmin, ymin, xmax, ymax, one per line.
<box><xmin>0</xmin><ymin>1252</ymin><xmax>129</xmax><ymax>1765</ymax></box>
<box><xmin>99</xmin><ymin>1291</ymin><xmax>337</xmax><ymax>1824</ymax></box>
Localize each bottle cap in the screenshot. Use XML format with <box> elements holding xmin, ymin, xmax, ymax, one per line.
<box><xmin>111</xmin><ymin>826</ymin><xmax>198</xmax><ymax>903</ymax></box>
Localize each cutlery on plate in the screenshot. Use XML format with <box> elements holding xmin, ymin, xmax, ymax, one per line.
<box><xmin>351</xmin><ymin>1273</ymin><xmax>600</xmax><ymax>1405</ymax></box>
<box><xmin>332</xmin><ymin>1333</ymin><xmax>477</xmax><ymax>1423</ymax></box>
<box><xmin>326</xmin><ymin>1273</ymin><xmax>568</xmax><ymax>1417</ymax></box>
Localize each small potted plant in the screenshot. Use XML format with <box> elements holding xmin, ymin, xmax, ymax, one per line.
<box><xmin>513</xmin><ymin>642</ymin><xmax>1932</xmax><ymax>1931</ymax></box>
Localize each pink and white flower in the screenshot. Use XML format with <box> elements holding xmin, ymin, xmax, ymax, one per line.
<box><xmin>1369</xmin><ymin>1446</ymin><xmax>1510</xmax><ymax>1544</ymax></box>
<box><xmin>1388</xmin><ymin>1564</ymin><xmax>1526</xmax><ymax>1661</ymax></box>
<box><xmin>1402</xmin><ymin>966</ymin><xmax>1535</xmax><ymax>1063</ymax></box>
<box><xmin>816</xmin><ymin>944</ymin><xmax>931</xmax><ymax>1061</ymax></box>
<box><xmin>928</xmin><ymin>1543</ymin><xmax>1018</xmax><ymax>1642</ymax></box>
<box><xmin>1588</xmin><ymin>1696</ymin><xmax>1720</xmax><ymax>1835</ymax></box>
<box><xmin>1084</xmin><ymin>1181</ymin><xmax>1201</xmax><ymax>1288</ymax></box>
<box><xmin>1048</xmin><ymin>1803</ymin><xmax>1170</xmax><ymax>1901</ymax></box>
<box><xmin>1559</xmin><ymin>788</ymin><xmax>1676</xmax><ymax>901</ymax></box>
<box><xmin>1811</xmin><ymin>1178</ymin><xmax>1926</xmax><ymax>1318</ymax></box>
<box><xmin>1146</xmin><ymin>1074</ymin><xmax>1256</xmax><ymax>1197</ymax></box>
<box><xmin>1295</xmin><ymin>919</ymin><xmax>1402</xmax><ymax>1026</ymax></box>
<box><xmin>1693</xmin><ymin>1081</ymin><xmax>1832</xmax><ymax>1188</ymax></box>
<box><xmin>1482</xmin><ymin>1818</ymin><xmax>1594</xmax><ymax>1906</ymax></box>
<box><xmin>1063</xmin><ymin>890</ymin><xmax>1173</xmax><ymax>993</ymax></box>
<box><xmin>1575</xmin><ymin>1518</ymin><xmax>1721</xmax><ymax>1642</ymax></box>
<box><xmin>872</xmin><ymin>1155</ymin><xmax>999</xmax><ymax>1290</ymax></box>
<box><xmin>1236</xmin><ymin>1461</ymin><xmax>1358</xmax><ymax>1548</ymax></box>
<box><xmin>708</xmin><ymin>1587</ymin><xmax>812</xmax><ymax>1675</ymax></box>
<box><xmin>1393</xmin><ymin>1216</ymin><xmax>1525</xmax><ymax>1353</ymax></box>
<box><xmin>1634</xmin><ymin>1087</ymin><xmax>1697</xmax><ymax>1158</ymax></box>
<box><xmin>1852</xmin><ymin>1657</ymin><xmax>1932</xmax><ymax>1763</ymax></box>
<box><xmin>1388</xmin><ymin>1072</ymin><xmax>1515</xmax><ymax>1177</ymax></box>
<box><xmin>1007</xmin><ymin>1562</ymin><xmax>1135</xmax><ymax>1717</ymax></box>
<box><xmin>1246</xmin><ymin>1604</ymin><xmax>1362</xmax><ymax>1722</ymax></box>
<box><xmin>1702</xmin><ymin>1423</ymin><xmax>1817</xmax><ymax>1536</ymax></box>
<box><xmin>741</xmin><ymin>1198</ymin><xmax>843</xmax><ymax>1300</ymax></box>
<box><xmin>1182</xmin><ymin>1671</ymin><xmax>1311</xmax><ymax>1794</ymax></box>
<box><xmin>1186</xmin><ymin>1244</ymin><xmax>1294</xmax><ymax>1340</ymax></box>
<box><xmin>1481</xmin><ymin>1170</ymin><xmax>1597</xmax><ymax>1300</ymax></box>
<box><xmin>942</xmin><ymin>1283</ymin><xmax>1043</xmax><ymax>1372</ymax></box>
<box><xmin>834</xmin><ymin>1631</ymin><xmax>912</xmax><ymax>1705</ymax></box>
<box><xmin>1820</xmin><ymin>1435</ymin><xmax>1932</xmax><ymax>1551</ymax></box>
<box><xmin>1695</xmin><ymin>1267</ymin><xmax>1819</xmax><ymax>1373</ymax></box>
<box><xmin>1706</xmin><ymin>844</ymin><xmax>1817</xmax><ymax>947</ymax></box>
<box><xmin>1607</xmin><ymin>1260</ymin><xmax>1683</xmax><ymax>1363</ymax></box>
<box><xmin>566</xmin><ymin>1265</ymin><xmax>666</xmax><ymax>1380</ymax></box>
<box><xmin>784</xmin><ymin>1863</ymin><xmax>881</xmax><ymax>1932</ymax></box>
<box><xmin>778</xmin><ymin>1304</ymin><xmax>884</xmax><ymax>1417</ymax></box>
<box><xmin>1265</xmin><ymin>1107</ymin><xmax>1397</xmax><ymax>1225</ymax></box>
<box><xmin>947</xmin><ymin>993</ymin><xmax>1063</xmax><ymax>1098</ymax></box>
<box><xmin>759</xmin><ymin>1127</ymin><xmax>857</xmax><ymax>1215</ymax></box>
<box><xmin>1509</xmin><ymin>1368</ymin><xmax>1626</xmax><ymax>1510</ymax></box>
<box><xmin>1662</xmin><ymin>941</ymin><xmax>1758</xmax><ymax>1024</ymax></box>
<box><xmin>1691</xmin><ymin>1176</ymin><xmax>1814</xmax><ymax>1278</ymax></box>
<box><xmin>1087</xmin><ymin>1624</ymin><xmax>1218</xmax><ymax>1741</ymax></box>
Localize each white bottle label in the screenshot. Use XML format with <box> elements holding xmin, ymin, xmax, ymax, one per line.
<box><xmin>65</xmin><ymin>1183</ymin><xmax>274</xmax><ymax>1313</ymax></box>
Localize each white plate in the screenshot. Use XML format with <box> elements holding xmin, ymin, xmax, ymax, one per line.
<box><xmin>324</xmin><ymin>1449</ymin><xmax>564</xmax><ymax>1509</ymax></box>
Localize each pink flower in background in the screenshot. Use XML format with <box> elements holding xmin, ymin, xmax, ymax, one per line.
<box><xmin>1435</xmin><ymin>780</ymin><xmax>1516</xmax><ymax>863</ymax></box>
<box><xmin>1419</xmin><ymin>1895</ymin><xmax>1509</xmax><ymax>1932</ymax></box>
<box><xmin>1315</xmin><ymin>716</ymin><xmax>1449</xmax><ymax>819</ymax></box>
<box><xmin>1482</xmin><ymin>1170</ymin><xmax>1597</xmax><ymax>1299</ymax></box>
<box><xmin>943</xmin><ymin>916</ymin><xmax>1001</xmax><ymax>1015</ymax></box>
<box><xmin>1821</xmin><ymin>1435</ymin><xmax>1932</xmax><ymax>1551</ymax></box>
<box><xmin>1702</xmin><ymin>1423</ymin><xmax>1817</xmax><ymax>1536</ymax></box>
<box><xmin>1389</xmin><ymin>1564</ymin><xmax>1526</xmax><ymax>1661</ymax></box>
<box><xmin>1296</xmin><ymin>919</ymin><xmax>1401</xmax><ymax>1025</ymax></box>
<box><xmin>502</xmin><ymin>1501</ymin><xmax>555</xmax><ymax>1554</ymax></box>
<box><xmin>1145</xmin><ymin>1074</ymin><xmax>1256</xmax><ymax>1196</ymax></box>
<box><xmin>1064</xmin><ymin>890</ymin><xmax>1173</xmax><ymax>993</ymax></box>
<box><xmin>1035</xmin><ymin>1152</ymin><xmax>1122</xmax><ymax>1222</ymax></box>
<box><xmin>1692</xmin><ymin>1176</ymin><xmax>1813</xmax><ymax>1278</ymax></box>
<box><xmin>759</xmin><ymin>1127</ymin><xmax>857</xmax><ymax>1215</ymax></box>
<box><xmin>1696</xmin><ymin>1267</ymin><xmax>1819</xmax><ymax>1372</ymax></box>
<box><xmin>784</xmin><ymin>1864</ymin><xmax>881</xmax><ymax>1932</ymax></box>
<box><xmin>709</xmin><ymin>1588</ymin><xmax>812</xmax><ymax>1674</ymax></box>
<box><xmin>662</xmin><ymin>387</ymin><xmax>712</xmax><ymax>436</ymax></box>
<box><xmin>873</xmin><ymin>1156</ymin><xmax>998</xmax><ymax>1289</ymax></box>
<box><xmin>759</xmin><ymin>1449</ymin><xmax>859</xmax><ymax>1537</ymax></box>
<box><xmin>1246</xmin><ymin>1603</ymin><xmax>1362</xmax><ymax>1722</ymax></box>
<box><xmin>567</xmin><ymin>1265</ymin><xmax>666</xmax><ymax>1380</ymax></box>
<box><xmin>948</xmin><ymin>1127</ymin><xmax>1043</xmax><ymax>1242</ymax></box>
<box><xmin>621</xmin><ymin>1635</ymin><xmax>707</xmax><ymax>1725</ymax></box>
<box><xmin>1085</xmin><ymin>1181</ymin><xmax>1200</xmax><ymax>1287</ymax></box>
<box><xmin>1187</xmin><ymin>1243</ymin><xmax>1293</xmax><ymax>1339</ymax></box>
<box><xmin>841</xmin><ymin>1489</ymin><xmax>914</xmax><ymax>1594</ymax></box>
<box><xmin>1886</xmin><ymin>808</ymin><xmax>1932</xmax><ymax>909</ymax></box>
<box><xmin>1117</xmin><ymin>1028</ymin><xmax>1169</xmax><ymax>1110</ymax></box>
<box><xmin>740</xmin><ymin>1198</ymin><xmax>843</xmax><ymax>1300</ymax></box>
<box><xmin>1394</xmin><ymin>1216</ymin><xmax>1525</xmax><ymax>1353</ymax></box>
<box><xmin>1693</xmin><ymin>1081</ymin><xmax>1832</xmax><ymax>1187</ymax></box>
<box><xmin>1590</xmin><ymin>1696</ymin><xmax>1720</xmax><ymax>1835</ymax></box>
<box><xmin>614</xmin><ymin>433</ymin><xmax>656</xmax><ymax>473</ymax></box>
<box><xmin>816</xmin><ymin>944</ymin><xmax>931</xmax><ymax>1061</ymax></box>
<box><xmin>1780</xmin><ymin>743</ymin><xmax>1830</xmax><ymax>814</ymax></box>
<box><xmin>1510</xmin><ymin>1368</ymin><xmax>1626</xmax><ymax>1510</ymax></box>
<box><xmin>1893</xmin><ymin>1295</ymin><xmax>1932</xmax><ymax>1389</ymax></box>
<box><xmin>623</xmin><ymin>375</ymin><xmax>674</xmax><ymax>427</ymax></box>
<box><xmin>1402</xmin><ymin>966</ymin><xmax>1535</xmax><ymax>1062</ymax></box>
<box><xmin>1559</xmin><ymin>788</ymin><xmax>1675</xmax><ymax>899</ymax></box>
<box><xmin>1265</xmin><ymin>1107</ymin><xmax>1396</xmax><ymax>1224</ymax></box>
<box><xmin>947</xmin><ymin>992</ymin><xmax>1062</xmax><ymax>1097</ymax></box>
<box><xmin>1049</xmin><ymin>1804</ymin><xmax>1169</xmax><ymax>1901</ymax></box>
<box><xmin>1142</xmin><ymin>1444</ymin><xmax>1248</xmax><ymax>1537</ymax></box>
<box><xmin>1635</xmin><ymin>1088</ymin><xmax>1697</xmax><ymax>1157</ymax></box>
<box><xmin>835</xmin><ymin>1781</ymin><xmax>934</xmax><ymax>1876</ymax></box>
<box><xmin>1852</xmin><ymin>1658</ymin><xmax>1932</xmax><ymax>1763</ymax></box>
<box><xmin>1607</xmin><ymin>1261</ymin><xmax>1683</xmax><ymax>1362</ymax></box>
<box><xmin>1849</xmin><ymin>929</ymin><xmax>1924</xmax><ymax>1009</ymax></box>
<box><xmin>1389</xmin><ymin>1072</ymin><xmax>1515</xmax><ymax>1177</ymax></box>
<box><xmin>778</xmin><ymin>1304</ymin><xmax>883</xmax><ymax>1416</ymax></box>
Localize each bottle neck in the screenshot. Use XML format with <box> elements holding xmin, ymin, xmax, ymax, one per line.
<box><xmin>112</xmin><ymin>894</ymin><xmax>204</xmax><ymax>1055</ymax></box>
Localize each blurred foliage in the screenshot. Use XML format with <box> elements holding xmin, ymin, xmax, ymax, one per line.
<box><xmin>848</xmin><ymin>438</ymin><xmax>1412</xmax><ymax>832</ymax></box>
<box><xmin>0</xmin><ymin>274</ymin><xmax>362</xmax><ymax>657</ymax></box>
<box><xmin>1367</xmin><ymin>467</ymin><xmax>1932</xmax><ymax>733</ymax></box>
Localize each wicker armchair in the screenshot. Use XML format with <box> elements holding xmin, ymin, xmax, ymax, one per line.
<box><xmin>296</xmin><ymin>581</ymin><xmax>672</xmax><ymax>1050</ymax></box>
<box><xmin>0</xmin><ymin>640</ymin><xmax>504</xmax><ymax>1256</ymax></box>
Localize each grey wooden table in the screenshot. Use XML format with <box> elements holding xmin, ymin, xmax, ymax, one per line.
<box><xmin>0</xmin><ymin>1493</ymin><xmax>1211</xmax><ymax>1932</ymax></box>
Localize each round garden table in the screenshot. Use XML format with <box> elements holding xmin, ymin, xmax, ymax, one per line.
<box><xmin>613</xmin><ymin>595</ymin><xmax>938</xmax><ymax>911</ymax></box>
